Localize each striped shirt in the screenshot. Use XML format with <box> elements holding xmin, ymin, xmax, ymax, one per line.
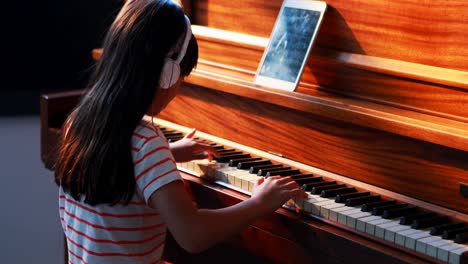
<box><xmin>59</xmin><ymin>120</ymin><xmax>182</xmax><ymax>263</ymax></box>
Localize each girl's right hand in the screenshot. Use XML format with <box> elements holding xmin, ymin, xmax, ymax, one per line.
<box><xmin>251</xmin><ymin>176</ymin><xmax>308</xmax><ymax>214</ymax></box>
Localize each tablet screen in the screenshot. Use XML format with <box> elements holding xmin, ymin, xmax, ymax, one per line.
<box><xmin>258</xmin><ymin>7</ymin><xmax>321</xmax><ymax>83</ymax></box>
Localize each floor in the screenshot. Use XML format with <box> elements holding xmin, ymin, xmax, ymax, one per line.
<box><xmin>0</xmin><ymin>115</ymin><xmax>64</xmax><ymax>264</ymax></box>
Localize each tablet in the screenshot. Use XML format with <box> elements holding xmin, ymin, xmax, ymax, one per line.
<box><xmin>254</xmin><ymin>0</ymin><xmax>327</xmax><ymax>91</ymax></box>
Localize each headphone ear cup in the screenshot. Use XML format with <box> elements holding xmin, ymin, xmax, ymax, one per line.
<box><xmin>159</xmin><ymin>58</ymin><xmax>181</xmax><ymax>89</ymax></box>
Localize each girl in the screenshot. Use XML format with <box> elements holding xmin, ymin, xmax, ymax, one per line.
<box><xmin>55</xmin><ymin>0</ymin><xmax>307</xmax><ymax>263</ymax></box>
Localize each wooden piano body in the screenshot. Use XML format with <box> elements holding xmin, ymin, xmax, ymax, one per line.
<box><xmin>41</xmin><ymin>0</ymin><xmax>468</xmax><ymax>263</ymax></box>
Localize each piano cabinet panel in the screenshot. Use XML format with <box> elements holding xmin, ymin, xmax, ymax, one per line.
<box><xmin>191</xmin><ymin>0</ymin><xmax>468</xmax><ymax>72</ymax></box>
<box><xmin>159</xmin><ymin>84</ymin><xmax>468</xmax><ymax>214</ymax></box>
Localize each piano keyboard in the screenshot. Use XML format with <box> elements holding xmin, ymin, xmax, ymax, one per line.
<box><xmin>150</xmin><ymin>116</ymin><xmax>468</xmax><ymax>264</ymax></box>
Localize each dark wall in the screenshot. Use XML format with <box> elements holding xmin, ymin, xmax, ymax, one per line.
<box><xmin>1</xmin><ymin>0</ymin><xmax>124</xmax><ymax>115</ymax></box>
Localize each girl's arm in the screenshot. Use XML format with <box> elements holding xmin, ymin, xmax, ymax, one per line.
<box><xmin>149</xmin><ymin>176</ymin><xmax>306</xmax><ymax>253</ymax></box>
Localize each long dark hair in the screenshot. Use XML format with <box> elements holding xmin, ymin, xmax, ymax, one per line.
<box><xmin>55</xmin><ymin>0</ymin><xmax>198</xmax><ymax>205</ymax></box>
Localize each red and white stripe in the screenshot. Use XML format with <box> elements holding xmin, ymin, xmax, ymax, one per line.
<box><xmin>59</xmin><ymin>121</ymin><xmax>182</xmax><ymax>263</ymax></box>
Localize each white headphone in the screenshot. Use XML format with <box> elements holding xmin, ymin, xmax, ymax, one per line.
<box><xmin>159</xmin><ymin>15</ymin><xmax>192</xmax><ymax>89</ymax></box>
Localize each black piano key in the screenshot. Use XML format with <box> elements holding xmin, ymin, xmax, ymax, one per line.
<box><xmin>294</xmin><ymin>176</ymin><xmax>323</xmax><ymax>186</ymax></box>
<box><xmin>216</xmin><ymin>148</ymin><xmax>236</xmax><ymax>153</ymax></box>
<box><xmin>320</xmin><ymin>187</ymin><xmax>356</xmax><ymax>198</ymax></box>
<box><xmin>229</xmin><ymin>157</ymin><xmax>261</xmax><ymax>167</ymax></box>
<box><xmin>265</xmin><ymin>169</ymin><xmax>301</xmax><ymax>177</ymax></box>
<box><xmin>336</xmin><ymin>191</ymin><xmax>370</xmax><ymax>203</ymax></box>
<box><xmin>454</xmin><ymin>231</ymin><xmax>468</xmax><ymax>243</ymax></box>
<box><xmin>412</xmin><ymin>216</ymin><xmax>450</xmax><ymax>229</ymax></box>
<box><xmin>361</xmin><ymin>200</ymin><xmax>396</xmax><ymax>212</ymax></box>
<box><xmin>372</xmin><ymin>203</ymin><xmax>407</xmax><ymax>216</ymax></box>
<box><xmin>258</xmin><ymin>167</ymin><xmax>291</xmax><ymax>176</ymax></box>
<box><xmin>382</xmin><ymin>206</ymin><xmax>418</xmax><ymax>219</ymax></box>
<box><xmin>163</xmin><ymin>131</ymin><xmax>183</xmax><ymax>137</ymax></box>
<box><xmin>430</xmin><ymin>222</ymin><xmax>466</xmax><ymax>235</ymax></box>
<box><xmin>217</xmin><ymin>154</ymin><xmax>251</xmax><ymax>163</ymax></box>
<box><xmin>217</xmin><ymin>151</ymin><xmax>243</xmax><ymax>156</ymax></box>
<box><xmin>212</xmin><ymin>145</ymin><xmax>225</xmax><ymax>150</ymax></box>
<box><xmin>301</xmin><ymin>181</ymin><xmax>336</xmax><ymax>192</ymax></box>
<box><xmin>346</xmin><ymin>195</ymin><xmax>381</xmax><ymax>207</ymax></box>
<box><xmin>237</xmin><ymin>160</ymin><xmax>271</xmax><ymax>169</ymax></box>
<box><xmin>400</xmin><ymin>212</ymin><xmax>436</xmax><ymax>225</ymax></box>
<box><xmin>442</xmin><ymin>227</ymin><xmax>468</xmax><ymax>240</ymax></box>
<box><xmin>167</xmin><ymin>136</ymin><xmax>183</xmax><ymax>142</ymax></box>
<box><xmin>249</xmin><ymin>164</ymin><xmax>282</xmax><ymax>174</ymax></box>
<box><xmin>289</xmin><ymin>174</ymin><xmax>316</xmax><ymax>180</ymax></box>
<box><xmin>311</xmin><ymin>184</ymin><xmax>346</xmax><ymax>195</ymax></box>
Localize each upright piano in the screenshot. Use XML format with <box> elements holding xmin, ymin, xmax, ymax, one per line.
<box><xmin>41</xmin><ymin>0</ymin><xmax>468</xmax><ymax>263</ymax></box>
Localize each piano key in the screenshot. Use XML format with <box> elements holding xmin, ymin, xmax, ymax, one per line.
<box><xmin>237</xmin><ymin>159</ymin><xmax>271</xmax><ymax>169</ymax></box>
<box><xmin>320</xmin><ymin>187</ymin><xmax>356</xmax><ymax>198</ymax></box>
<box><xmin>372</xmin><ymin>203</ymin><xmax>407</xmax><ymax>216</ymax></box>
<box><xmin>319</xmin><ymin>201</ymin><xmax>348</xmax><ymax>219</ymax></box>
<box><xmin>400</xmin><ymin>212</ymin><xmax>436</xmax><ymax>225</ymax></box>
<box><xmin>301</xmin><ymin>194</ymin><xmax>328</xmax><ymax>214</ymax></box>
<box><xmin>384</xmin><ymin>224</ymin><xmax>412</xmax><ymax>243</ymax></box>
<box><xmin>266</xmin><ymin>169</ymin><xmax>301</xmax><ymax>177</ymax></box>
<box><xmin>346</xmin><ymin>211</ymin><xmax>372</xmax><ymax>229</ymax></box>
<box><xmin>249</xmin><ymin>164</ymin><xmax>282</xmax><ymax>174</ymax></box>
<box><xmin>336</xmin><ymin>206</ymin><xmax>362</xmax><ymax>225</ymax></box>
<box><xmin>412</xmin><ymin>216</ymin><xmax>450</xmax><ymax>229</ymax></box>
<box><xmin>289</xmin><ymin>173</ymin><xmax>315</xmax><ymax>180</ymax></box>
<box><xmin>438</xmin><ymin>243</ymin><xmax>467</xmax><ymax>262</ymax></box>
<box><xmin>217</xmin><ymin>153</ymin><xmax>251</xmax><ymax>163</ymax></box>
<box><xmin>258</xmin><ymin>166</ymin><xmax>291</xmax><ymax>176</ymax></box>
<box><xmin>311</xmin><ymin>184</ymin><xmax>346</xmax><ymax>195</ymax></box>
<box><xmin>454</xmin><ymin>231</ymin><xmax>468</xmax><ymax>243</ymax></box>
<box><xmin>361</xmin><ymin>200</ymin><xmax>396</xmax><ymax>212</ymax></box>
<box><xmin>395</xmin><ymin>228</ymin><xmax>421</xmax><ymax>247</ymax></box>
<box><xmin>216</xmin><ymin>148</ymin><xmax>237</xmax><ymax>154</ymax></box>
<box><xmin>382</xmin><ymin>206</ymin><xmax>418</xmax><ymax>219</ymax></box>
<box><xmin>449</xmin><ymin>246</ymin><xmax>468</xmax><ymax>264</ymax></box>
<box><xmin>431</xmin><ymin>222</ymin><xmax>466</xmax><ymax>236</ymax></box>
<box><xmin>443</xmin><ymin>227</ymin><xmax>468</xmax><ymax>240</ymax></box>
<box><xmin>314</xmin><ymin>200</ymin><xmax>339</xmax><ymax>218</ymax></box>
<box><xmin>346</xmin><ymin>195</ymin><xmax>381</xmax><ymax>207</ymax></box>
<box><xmin>415</xmin><ymin>236</ymin><xmax>444</xmax><ymax>254</ymax></box>
<box><xmin>356</xmin><ymin>215</ymin><xmax>381</xmax><ymax>233</ymax></box>
<box><xmin>426</xmin><ymin>239</ymin><xmax>454</xmax><ymax>258</ymax></box>
<box><xmin>335</xmin><ymin>191</ymin><xmax>370</xmax><ymax>203</ymax></box>
<box><xmin>329</xmin><ymin>206</ymin><xmax>360</xmax><ymax>222</ymax></box>
<box><xmin>365</xmin><ymin>218</ymin><xmax>393</xmax><ymax>236</ymax></box>
<box><xmin>229</xmin><ymin>157</ymin><xmax>261</xmax><ymax>167</ymax></box>
<box><xmin>301</xmin><ymin>181</ymin><xmax>335</xmax><ymax>191</ymax></box>
<box><xmin>375</xmin><ymin>220</ymin><xmax>400</xmax><ymax>239</ymax></box>
<box><xmin>405</xmin><ymin>229</ymin><xmax>432</xmax><ymax>250</ymax></box>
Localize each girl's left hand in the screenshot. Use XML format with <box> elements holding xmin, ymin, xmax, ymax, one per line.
<box><xmin>169</xmin><ymin>128</ymin><xmax>219</xmax><ymax>162</ymax></box>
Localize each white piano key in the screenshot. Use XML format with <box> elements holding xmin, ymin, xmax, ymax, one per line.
<box><xmin>365</xmin><ymin>218</ymin><xmax>392</xmax><ymax>236</ymax></box>
<box><xmin>337</xmin><ymin>207</ymin><xmax>361</xmax><ymax>225</ymax></box>
<box><xmin>329</xmin><ymin>206</ymin><xmax>358</xmax><ymax>222</ymax></box>
<box><xmin>302</xmin><ymin>194</ymin><xmax>327</xmax><ymax>214</ymax></box>
<box><xmin>395</xmin><ymin>228</ymin><xmax>420</xmax><ymax>247</ymax></box>
<box><xmin>449</xmin><ymin>245</ymin><xmax>468</xmax><ymax>264</ymax></box>
<box><xmin>384</xmin><ymin>224</ymin><xmax>411</xmax><ymax>243</ymax></box>
<box><xmin>320</xmin><ymin>201</ymin><xmax>347</xmax><ymax>219</ymax></box>
<box><xmin>314</xmin><ymin>200</ymin><xmax>338</xmax><ymax>218</ymax></box>
<box><xmin>415</xmin><ymin>236</ymin><xmax>443</xmax><ymax>254</ymax></box>
<box><xmin>426</xmin><ymin>239</ymin><xmax>454</xmax><ymax>258</ymax></box>
<box><xmin>438</xmin><ymin>244</ymin><xmax>466</xmax><ymax>262</ymax></box>
<box><xmin>214</xmin><ymin>165</ymin><xmax>236</xmax><ymax>183</ymax></box>
<box><xmin>375</xmin><ymin>220</ymin><xmax>400</xmax><ymax>239</ymax></box>
<box><xmin>346</xmin><ymin>211</ymin><xmax>372</xmax><ymax>229</ymax></box>
<box><xmin>405</xmin><ymin>229</ymin><xmax>431</xmax><ymax>250</ymax></box>
<box><xmin>356</xmin><ymin>215</ymin><xmax>381</xmax><ymax>233</ymax></box>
